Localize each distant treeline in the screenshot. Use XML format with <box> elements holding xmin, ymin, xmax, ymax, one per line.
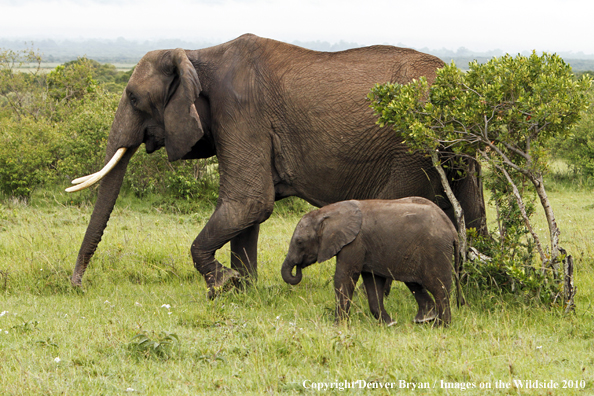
<box><xmin>442</xmin><ymin>56</ymin><xmax>594</xmax><ymax>71</ymax></box>
<box><xmin>3</xmin><ymin>37</ymin><xmax>594</xmax><ymax>71</ymax></box>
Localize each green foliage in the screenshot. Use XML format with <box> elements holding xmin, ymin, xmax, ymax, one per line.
<box><xmin>553</xmin><ymin>86</ymin><xmax>594</xmax><ymax>178</ymax></box>
<box><xmin>0</xmin><ymin>118</ymin><xmax>59</xmax><ymax>197</ymax></box>
<box><xmin>10</xmin><ymin>318</ymin><xmax>40</xmax><ymax>333</ymax></box>
<box><xmin>128</xmin><ymin>330</ymin><xmax>180</xmax><ymax>360</ymax></box>
<box><xmin>61</xmin><ymin>58</ymin><xmax>133</xmax><ymax>93</ymax></box>
<box><xmin>125</xmin><ymin>149</ymin><xmax>220</xmax><ymax>213</ymax></box>
<box><xmin>47</xmin><ymin>57</ymin><xmax>98</xmax><ymax>102</ymax></box>
<box><xmin>55</xmin><ymin>91</ymin><xmax>119</xmax><ymax>179</ymax></box>
<box><xmin>0</xmin><ymin>46</ymin><xmax>48</xmax><ymax>120</ymax></box>
<box><xmin>464</xmin><ymin>173</ymin><xmax>562</xmax><ymax>305</ymax></box>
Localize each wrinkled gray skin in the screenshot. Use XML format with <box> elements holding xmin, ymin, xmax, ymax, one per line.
<box><xmin>281</xmin><ymin>198</ymin><xmax>459</xmax><ymax>326</ymax></box>
<box><xmin>70</xmin><ymin>34</ymin><xmax>485</xmax><ymax>298</ymax></box>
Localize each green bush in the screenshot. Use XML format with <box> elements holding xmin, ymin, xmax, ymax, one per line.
<box><xmin>0</xmin><ymin>118</ymin><xmax>58</xmax><ymax>198</ymax></box>
<box><xmin>550</xmin><ymin>73</ymin><xmax>594</xmax><ymax>179</ymax></box>
<box><xmin>47</xmin><ymin>59</ymin><xmax>98</xmax><ymax>103</ymax></box>
<box><xmin>556</xmin><ymin>91</ymin><xmax>594</xmax><ymax>178</ymax></box>
<box><xmin>55</xmin><ymin>91</ymin><xmax>118</xmax><ymax>179</ymax></box>
<box><xmin>462</xmin><ymin>168</ymin><xmax>561</xmax><ymax>305</ymax></box>
<box><xmin>0</xmin><ymin>47</ymin><xmax>50</xmax><ymax>121</ymax></box>
<box><xmin>126</xmin><ymin>148</ymin><xmax>219</xmax><ymax>208</ymax></box>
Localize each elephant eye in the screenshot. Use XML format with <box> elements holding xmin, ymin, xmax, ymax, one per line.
<box><xmin>128</xmin><ymin>92</ymin><xmax>139</xmax><ymax>107</ymax></box>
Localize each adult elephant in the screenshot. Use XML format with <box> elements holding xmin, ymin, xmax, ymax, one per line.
<box><xmin>67</xmin><ymin>34</ymin><xmax>486</xmax><ymax>297</ymax></box>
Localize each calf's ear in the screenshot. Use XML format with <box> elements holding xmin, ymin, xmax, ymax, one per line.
<box><xmin>317</xmin><ymin>201</ymin><xmax>362</xmax><ymax>263</ymax></box>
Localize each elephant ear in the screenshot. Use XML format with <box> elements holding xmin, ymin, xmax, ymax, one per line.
<box><xmin>317</xmin><ymin>200</ymin><xmax>363</xmax><ymax>263</ymax></box>
<box><xmin>164</xmin><ymin>48</ymin><xmax>204</xmax><ymax>162</ymax></box>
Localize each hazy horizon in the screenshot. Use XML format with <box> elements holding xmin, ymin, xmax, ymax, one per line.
<box><xmin>3</xmin><ymin>35</ymin><xmax>594</xmax><ymax>62</ymax></box>
<box><xmin>1</xmin><ymin>0</ymin><xmax>594</xmax><ymax>56</ymax></box>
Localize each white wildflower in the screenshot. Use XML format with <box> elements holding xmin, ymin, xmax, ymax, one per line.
<box><xmin>161</xmin><ymin>304</ymin><xmax>171</xmax><ymax>309</ymax></box>
<box><xmin>54</xmin><ymin>357</ymin><xmax>61</xmax><ymax>363</ymax></box>
<box><xmin>0</xmin><ymin>311</ymin><xmax>7</xmax><ymax>317</ymax></box>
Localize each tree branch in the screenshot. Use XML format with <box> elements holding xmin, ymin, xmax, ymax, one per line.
<box><xmin>430</xmin><ymin>150</ymin><xmax>467</xmax><ymax>265</ymax></box>
<box><xmin>478</xmin><ymin>149</ymin><xmax>547</xmax><ymax>265</ymax></box>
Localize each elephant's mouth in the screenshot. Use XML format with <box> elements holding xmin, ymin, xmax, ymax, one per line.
<box><xmin>65</xmin><ymin>147</ymin><xmax>127</xmax><ymax>192</ymax></box>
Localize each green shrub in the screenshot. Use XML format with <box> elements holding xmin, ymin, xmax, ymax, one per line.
<box><xmin>551</xmin><ymin>74</ymin><xmax>594</xmax><ymax>179</ymax></box>
<box><xmin>126</xmin><ymin>149</ymin><xmax>219</xmax><ymax>210</ymax></box>
<box><xmin>462</xmin><ymin>170</ymin><xmax>561</xmax><ymax>306</ymax></box>
<box><xmin>47</xmin><ymin>59</ymin><xmax>98</xmax><ymax>103</ymax></box>
<box><xmin>0</xmin><ymin>47</ymin><xmax>50</xmax><ymax>121</ymax></box>
<box><xmin>556</xmin><ymin>93</ymin><xmax>594</xmax><ymax>178</ymax></box>
<box><xmin>55</xmin><ymin>91</ymin><xmax>118</xmax><ymax>180</ymax></box>
<box><xmin>0</xmin><ymin>118</ymin><xmax>58</xmax><ymax>198</ymax></box>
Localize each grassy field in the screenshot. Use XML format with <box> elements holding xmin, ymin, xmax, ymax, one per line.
<box><xmin>1</xmin><ymin>185</ymin><xmax>593</xmax><ymax>395</ymax></box>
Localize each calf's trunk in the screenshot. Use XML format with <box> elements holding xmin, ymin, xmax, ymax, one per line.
<box><xmin>281</xmin><ymin>259</ymin><xmax>303</xmax><ymax>285</ymax></box>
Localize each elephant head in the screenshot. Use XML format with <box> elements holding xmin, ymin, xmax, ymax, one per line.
<box><xmin>281</xmin><ymin>201</ymin><xmax>363</xmax><ymax>285</ymax></box>
<box><xmin>68</xmin><ymin>48</ymin><xmax>205</xmax><ymax>286</ymax></box>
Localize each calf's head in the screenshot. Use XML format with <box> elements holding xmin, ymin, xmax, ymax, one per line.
<box><xmin>281</xmin><ymin>201</ymin><xmax>362</xmax><ymax>285</ymax></box>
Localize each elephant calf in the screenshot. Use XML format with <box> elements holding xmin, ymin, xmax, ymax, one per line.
<box><xmin>281</xmin><ymin>197</ymin><xmax>459</xmax><ymax>326</ymax></box>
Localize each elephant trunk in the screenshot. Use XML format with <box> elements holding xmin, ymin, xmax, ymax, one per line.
<box><xmin>71</xmin><ymin>145</ymin><xmax>138</xmax><ymax>286</ymax></box>
<box><xmin>281</xmin><ymin>259</ymin><xmax>303</xmax><ymax>285</ymax></box>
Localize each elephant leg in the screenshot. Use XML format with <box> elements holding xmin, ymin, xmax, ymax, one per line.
<box><xmin>361</xmin><ymin>273</ymin><xmax>394</xmax><ymax>325</ymax></box>
<box><xmin>191</xmin><ymin>199</ymin><xmax>272</xmax><ymax>299</ymax></box>
<box><xmin>334</xmin><ymin>267</ymin><xmax>361</xmax><ymax>324</ymax></box>
<box><xmin>384</xmin><ymin>279</ymin><xmax>392</xmax><ymax>297</ymax></box>
<box><xmin>230</xmin><ymin>223</ymin><xmax>259</xmax><ymax>286</ymax></box>
<box><xmin>334</xmin><ymin>243</ymin><xmax>366</xmax><ymax>323</ymax></box>
<box><xmin>425</xmin><ymin>278</ymin><xmax>452</xmax><ymax>326</ymax></box>
<box><xmin>406</xmin><ymin>282</ymin><xmax>437</xmax><ymax>323</ymax></box>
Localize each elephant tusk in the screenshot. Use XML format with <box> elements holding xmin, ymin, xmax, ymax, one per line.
<box><xmin>71</xmin><ymin>172</ymin><xmax>99</xmax><ymax>185</ymax></box>
<box><xmin>65</xmin><ymin>148</ymin><xmax>127</xmax><ymax>193</ymax></box>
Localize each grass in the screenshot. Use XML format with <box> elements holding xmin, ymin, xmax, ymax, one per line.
<box><xmin>1</xmin><ymin>185</ymin><xmax>593</xmax><ymax>394</ymax></box>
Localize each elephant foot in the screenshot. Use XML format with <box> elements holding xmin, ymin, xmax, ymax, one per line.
<box><xmin>205</xmin><ymin>267</ymin><xmax>242</xmax><ymax>300</ymax></box>
<box><xmin>71</xmin><ymin>274</ymin><xmax>83</xmax><ymax>288</ymax></box>
<box><xmin>233</xmin><ymin>276</ymin><xmax>256</xmax><ymax>292</ymax></box>
<box><xmin>413</xmin><ymin>308</ymin><xmax>437</xmax><ymax>324</ymax></box>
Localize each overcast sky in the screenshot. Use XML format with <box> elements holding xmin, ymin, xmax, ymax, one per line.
<box><xmin>1</xmin><ymin>0</ymin><xmax>592</xmax><ymax>54</ymax></box>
